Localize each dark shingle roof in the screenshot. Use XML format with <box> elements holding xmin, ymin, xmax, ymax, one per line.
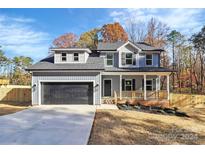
<box><xmin>26</xmin><ymin>54</ymin><xmax>105</xmax><ymax>71</ymax></box>
<box><xmin>105</xmin><ymin>67</ymin><xmax>172</xmax><ymax>72</ymax></box>
<box><xmin>97</xmin><ymin>41</ymin><xmax>125</xmax><ymax>50</ymax></box>
<box><xmin>97</xmin><ymin>41</ymin><xmax>164</xmax><ymax>51</ymax></box>
<box><xmin>135</xmin><ymin>42</ymin><xmax>164</xmax><ymax>51</ymax></box>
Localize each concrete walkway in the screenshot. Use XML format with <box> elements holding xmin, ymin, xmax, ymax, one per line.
<box><xmin>0</xmin><ymin>105</ymin><xmax>95</xmax><ymax>145</ymax></box>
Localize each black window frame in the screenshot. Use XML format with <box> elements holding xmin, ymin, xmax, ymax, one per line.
<box><xmin>106</xmin><ymin>53</ymin><xmax>114</xmax><ymax>66</ymax></box>
<box><xmin>146</xmin><ymin>54</ymin><xmax>153</xmax><ymax>66</ymax></box>
<box><xmin>125</xmin><ymin>53</ymin><xmax>133</xmax><ymax>65</ymax></box>
<box><xmin>73</xmin><ymin>53</ymin><xmax>79</xmax><ymax>62</ymax></box>
<box><xmin>122</xmin><ymin>79</ymin><xmax>135</xmax><ymax>91</ymax></box>
<box><xmin>61</xmin><ymin>52</ymin><xmax>67</xmax><ymax>62</ymax></box>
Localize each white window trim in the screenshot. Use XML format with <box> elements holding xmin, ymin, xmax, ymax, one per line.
<box><xmin>125</xmin><ymin>53</ymin><xmax>133</xmax><ymax>66</ymax></box>
<box><xmin>61</xmin><ymin>52</ymin><xmax>67</xmax><ymax>62</ymax></box>
<box><xmin>145</xmin><ymin>54</ymin><xmax>153</xmax><ymax>66</ymax></box>
<box><xmin>103</xmin><ymin>78</ymin><xmax>112</xmax><ymax>97</ymax></box>
<box><xmin>73</xmin><ymin>52</ymin><xmax>79</xmax><ymax>62</ymax></box>
<box><xmin>146</xmin><ymin>79</ymin><xmax>153</xmax><ymax>91</ymax></box>
<box><xmin>124</xmin><ymin>79</ymin><xmax>133</xmax><ymax>91</ymax></box>
<box><xmin>106</xmin><ymin>53</ymin><xmax>114</xmax><ymax>67</ymax></box>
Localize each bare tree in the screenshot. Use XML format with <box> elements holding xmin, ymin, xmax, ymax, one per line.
<box><xmin>145</xmin><ymin>18</ymin><xmax>170</xmax><ymax>48</ymax></box>
<box><xmin>125</xmin><ymin>19</ymin><xmax>146</xmax><ymax>43</ymax></box>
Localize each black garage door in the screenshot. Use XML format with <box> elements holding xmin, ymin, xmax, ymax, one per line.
<box><xmin>41</xmin><ymin>82</ymin><xmax>93</xmax><ymax>105</ymax></box>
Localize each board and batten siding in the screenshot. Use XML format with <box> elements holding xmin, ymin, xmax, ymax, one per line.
<box><xmin>32</xmin><ymin>72</ymin><xmax>101</xmax><ymax>105</ymax></box>
<box><xmin>54</xmin><ymin>51</ymin><xmax>88</xmax><ymax>63</ymax></box>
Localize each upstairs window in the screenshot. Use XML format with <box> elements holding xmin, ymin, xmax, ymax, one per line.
<box><xmin>61</xmin><ymin>53</ymin><xmax>67</xmax><ymax>61</ymax></box>
<box><xmin>146</xmin><ymin>54</ymin><xmax>153</xmax><ymax>66</ymax></box>
<box><xmin>125</xmin><ymin>53</ymin><xmax>133</xmax><ymax>65</ymax></box>
<box><xmin>106</xmin><ymin>53</ymin><xmax>113</xmax><ymax>66</ymax></box>
<box><xmin>73</xmin><ymin>53</ymin><xmax>79</xmax><ymax>61</ymax></box>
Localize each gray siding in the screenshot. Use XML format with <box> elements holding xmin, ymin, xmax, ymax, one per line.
<box><xmin>139</xmin><ymin>53</ymin><xmax>160</xmax><ymax>67</ymax></box>
<box><xmin>102</xmin><ymin>75</ymin><xmax>120</xmax><ymax>97</ymax></box>
<box><xmin>118</xmin><ymin>44</ymin><xmax>138</xmax><ymax>68</ymax></box>
<box><xmin>32</xmin><ymin>72</ymin><xmax>101</xmax><ymax>105</ymax></box>
<box><xmin>114</xmin><ymin>53</ymin><xmax>119</xmax><ymax>67</ymax></box>
<box><xmin>153</xmin><ymin>53</ymin><xmax>159</xmax><ymax>67</ymax></box>
<box><xmin>100</xmin><ymin>47</ymin><xmax>160</xmax><ymax>68</ymax></box>
<box><xmin>100</xmin><ymin>52</ymin><xmax>118</xmax><ymax>68</ymax></box>
<box><xmin>102</xmin><ymin>75</ymin><xmax>157</xmax><ymax>95</ymax></box>
<box><xmin>139</xmin><ymin>53</ymin><xmax>145</xmax><ymax>67</ymax></box>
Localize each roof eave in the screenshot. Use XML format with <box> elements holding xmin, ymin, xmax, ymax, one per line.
<box><xmin>50</xmin><ymin>48</ymin><xmax>92</xmax><ymax>53</ymax></box>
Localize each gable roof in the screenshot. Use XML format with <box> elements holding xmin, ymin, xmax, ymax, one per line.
<box><xmin>97</xmin><ymin>40</ymin><xmax>165</xmax><ymax>51</ymax></box>
<box><xmin>26</xmin><ymin>54</ymin><xmax>105</xmax><ymax>71</ymax></box>
<box><xmin>97</xmin><ymin>41</ymin><xmax>125</xmax><ymax>50</ymax></box>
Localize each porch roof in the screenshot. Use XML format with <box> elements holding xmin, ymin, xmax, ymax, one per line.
<box><xmin>104</xmin><ymin>67</ymin><xmax>173</xmax><ymax>72</ymax></box>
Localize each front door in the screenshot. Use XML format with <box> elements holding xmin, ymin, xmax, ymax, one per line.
<box><xmin>104</xmin><ymin>79</ymin><xmax>112</xmax><ymax>97</ymax></box>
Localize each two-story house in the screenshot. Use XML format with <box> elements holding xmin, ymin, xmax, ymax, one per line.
<box><xmin>27</xmin><ymin>40</ymin><xmax>172</xmax><ymax>105</ymax></box>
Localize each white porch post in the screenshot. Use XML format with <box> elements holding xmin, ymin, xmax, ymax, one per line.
<box><xmin>144</xmin><ymin>74</ymin><xmax>147</xmax><ymax>100</ymax></box>
<box><xmin>167</xmin><ymin>75</ymin><xmax>170</xmax><ymax>100</ymax></box>
<box><xmin>120</xmin><ymin>74</ymin><xmax>122</xmax><ymax>100</ymax></box>
<box><xmin>158</xmin><ymin>76</ymin><xmax>161</xmax><ymax>91</ymax></box>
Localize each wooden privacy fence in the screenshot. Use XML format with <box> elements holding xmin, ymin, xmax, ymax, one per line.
<box><xmin>0</xmin><ymin>85</ymin><xmax>31</xmax><ymax>103</ymax></box>
<box><xmin>170</xmin><ymin>93</ymin><xmax>205</xmax><ymax>107</ymax></box>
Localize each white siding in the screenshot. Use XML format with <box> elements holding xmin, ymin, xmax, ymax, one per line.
<box><xmin>54</xmin><ymin>51</ymin><xmax>88</xmax><ymax>63</ymax></box>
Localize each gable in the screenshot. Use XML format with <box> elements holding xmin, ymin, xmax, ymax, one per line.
<box><xmin>117</xmin><ymin>41</ymin><xmax>141</xmax><ymax>53</ymax></box>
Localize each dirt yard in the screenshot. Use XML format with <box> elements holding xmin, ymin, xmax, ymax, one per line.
<box><xmin>88</xmin><ymin>105</ymin><xmax>205</xmax><ymax>145</ymax></box>
<box><xmin>0</xmin><ymin>102</ymin><xmax>30</xmax><ymax>116</ymax></box>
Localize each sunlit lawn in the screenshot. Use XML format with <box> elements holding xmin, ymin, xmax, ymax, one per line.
<box><xmin>88</xmin><ymin>106</ymin><xmax>205</xmax><ymax>145</ymax></box>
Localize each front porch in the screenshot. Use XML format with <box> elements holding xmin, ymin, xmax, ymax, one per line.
<box><xmin>101</xmin><ymin>72</ymin><xmax>170</xmax><ymax>106</ymax></box>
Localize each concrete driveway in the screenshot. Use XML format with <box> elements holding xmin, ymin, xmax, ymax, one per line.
<box><xmin>0</xmin><ymin>105</ymin><xmax>96</xmax><ymax>145</ymax></box>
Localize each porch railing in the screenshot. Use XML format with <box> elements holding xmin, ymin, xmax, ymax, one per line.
<box><xmin>114</xmin><ymin>90</ymin><xmax>168</xmax><ymax>100</ymax></box>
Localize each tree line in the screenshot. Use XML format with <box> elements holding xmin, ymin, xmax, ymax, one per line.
<box><xmin>52</xmin><ymin>18</ymin><xmax>205</xmax><ymax>94</ymax></box>
<box><xmin>1</xmin><ymin>17</ymin><xmax>205</xmax><ymax>94</ymax></box>
<box><xmin>0</xmin><ymin>49</ymin><xmax>33</xmax><ymax>85</ymax></box>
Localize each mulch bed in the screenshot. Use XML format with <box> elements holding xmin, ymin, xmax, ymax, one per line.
<box><xmin>117</xmin><ymin>103</ymin><xmax>189</xmax><ymax>117</ymax></box>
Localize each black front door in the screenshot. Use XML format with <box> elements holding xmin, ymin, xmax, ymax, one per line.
<box><xmin>104</xmin><ymin>79</ymin><xmax>112</xmax><ymax>96</ymax></box>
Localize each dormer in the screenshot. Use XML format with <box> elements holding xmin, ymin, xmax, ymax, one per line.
<box><xmin>50</xmin><ymin>48</ymin><xmax>91</xmax><ymax>64</ymax></box>
<box><xmin>117</xmin><ymin>41</ymin><xmax>141</xmax><ymax>68</ymax></box>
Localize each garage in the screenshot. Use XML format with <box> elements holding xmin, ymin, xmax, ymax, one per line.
<box><xmin>41</xmin><ymin>82</ymin><xmax>93</xmax><ymax>105</ymax></box>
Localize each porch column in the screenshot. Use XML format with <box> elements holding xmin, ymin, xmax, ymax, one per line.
<box><xmin>120</xmin><ymin>74</ymin><xmax>122</xmax><ymax>100</ymax></box>
<box><xmin>158</xmin><ymin>76</ymin><xmax>161</xmax><ymax>91</ymax></box>
<box><xmin>156</xmin><ymin>75</ymin><xmax>161</xmax><ymax>100</ymax></box>
<box><xmin>144</xmin><ymin>74</ymin><xmax>147</xmax><ymax>100</ymax></box>
<box><xmin>167</xmin><ymin>75</ymin><xmax>170</xmax><ymax>100</ymax></box>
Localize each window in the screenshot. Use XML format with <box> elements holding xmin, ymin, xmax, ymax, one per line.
<box><xmin>73</xmin><ymin>53</ymin><xmax>79</xmax><ymax>61</ymax></box>
<box><xmin>106</xmin><ymin>53</ymin><xmax>113</xmax><ymax>66</ymax></box>
<box><xmin>142</xmin><ymin>79</ymin><xmax>153</xmax><ymax>90</ymax></box>
<box><xmin>126</xmin><ymin>53</ymin><xmax>133</xmax><ymax>65</ymax></box>
<box><xmin>146</xmin><ymin>54</ymin><xmax>152</xmax><ymax>65</ymax></box>
<box><xmin>146</xmin><ymin>80</ymin><xmax>153</xmax><ymax>90</ymax></box>
<box><xmin>122</xmin><ymin>79</ymin><xmax>136</xmax><ymax>91</ymax></box>
<box><xmin>61</xmin><ymin>53</ymin><xmax>67</xmax><ymax>61</ymax></box>
<box><xmin>125</xmin><ymin>80</ymin><xmax>132</xmax><ymax>91</ymax></box>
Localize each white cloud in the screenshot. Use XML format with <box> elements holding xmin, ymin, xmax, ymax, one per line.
<box><xmin>109</xmin><ymin>8</ymin><xmax>205</xmax><ymax>35</ymax></box>
<box><xmin>0</xmin><ymin>14</ymin><xmax>50</xmax><ymax>61</ymax></box>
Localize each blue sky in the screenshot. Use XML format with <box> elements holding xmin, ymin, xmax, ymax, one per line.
<box><xmin>0</xmin><ymin>8</ymin><xmax>205</xmax><ymax>62</ymax></box>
